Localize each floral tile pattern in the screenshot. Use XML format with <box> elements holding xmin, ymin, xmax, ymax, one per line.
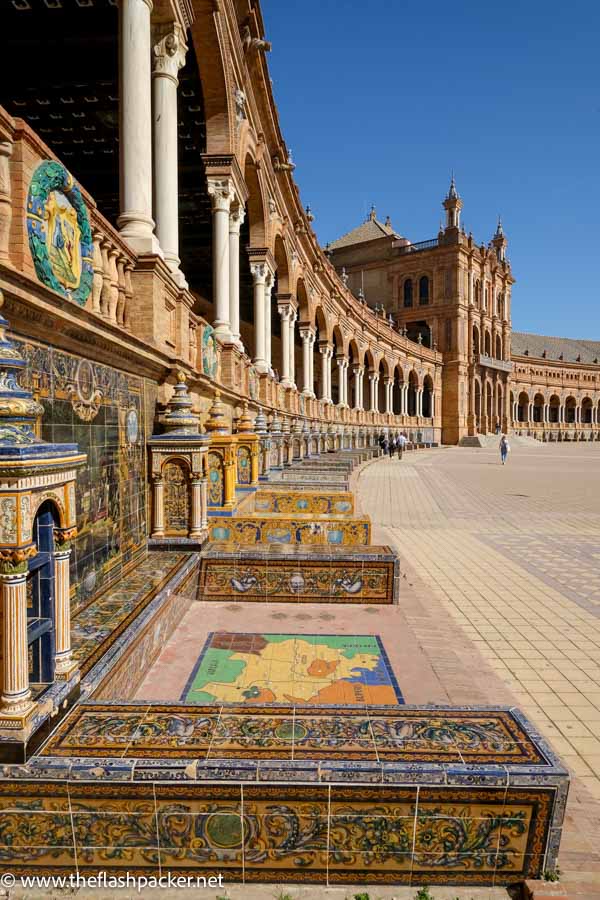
<box><xmin>0</xmin><ymin>781</ymin><xmax>556</xmax><ymax>884</ymax></box>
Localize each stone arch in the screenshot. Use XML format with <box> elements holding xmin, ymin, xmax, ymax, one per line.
<box><xmin>549</xmin><ymin>393</ymin><xmax>560</xmax><ymax>423</ymax></box>
<box><xmin>331</xmin><ymin>324</ymin><xmax>345</xmax><ymax>405</ymax></box>
<box><xmin>581</xmin><ymin>396</ymin><xmax>593</xmax><ymax>424</ymax></box>
<box><xmin>348</xmin><ymin>338</ymin><xmax>361</xmax><ymax>409</ymax></box>
<box><xmin>422</xmin><ymin>373</ymin><xmax>434</xmax><ymax>418</ymax></box>
<box><xmin>363</xmin><ymin>348</ymin><xmax>376</xmax><ymax>411</ymax></box>
<box><xmin>495</xmin><ymin>333</ymin><xmax>502</xmax><ymax>360</ymax></box>
<box><xmin>564</xmin><ymin>395</ymin><xmax>577</xmax><ymax>424</ymax></box>
<box><xmin>517</xmin><ymin>390</ymin><xmax>529</xmax><ymax>423</ymax></box>
<box><xmin>377</xmin><ymin>357</ymin><xmax>389</xmax><ymax>413</ymax></box>
<box><xmin>474</xmin><ymin>377</ymin><xmax>482</xmax><ymax>429</ymax></box>
<box><xmin>31</xmin><ymin>493</ymin><xmax>66</xmax><ymax>530</ymax></box>
<box><xmin>485</xmin><ymin>380</ymin><xmax>493</xmax><ymax>426</ymax></box>
<box><xmin>472</xmin><ymin>324</ymin><xmax>480</xmax><ymax>356</ymax></box>
<box><xmin>243</xmin><ymin>153</ymin><xmax>267</xmax><ymax>247</ymax></box>
<box><xmin>407</xmin><ymin>369</ymin><xmax>419</xmax><ymax>417</ymax></box>
<box><xmin>533</xmin><ymin>392</ymin><xmax>545</xmax><ymax>423</ymax></box>
<box><xmin>392</xmin><ymin>362</ymin><xmax>404</xmax><ymax>415</ymax></box>
<box><xmin>189</xmin><ymin>13</ymin><xmax>232</xmax><ymax>154</ymax></box>
<box><xmin>484</xmin><ymin>330</ymin><xmax>492</xmax><ymax>356</ymax></box>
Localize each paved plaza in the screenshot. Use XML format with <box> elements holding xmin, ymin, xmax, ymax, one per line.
<box><xmin>356</xmin><ymin>443</ymin><xmax>600</xmax><ymax>890</ymax></box>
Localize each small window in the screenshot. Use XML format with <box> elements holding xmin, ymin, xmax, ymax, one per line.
<box><xmin>419</xmin><ymin>276</ymin><xmax>429</xmax><ymax>305</ymax></box>
<box><xmin>403</xmin><ymin>279</ymin><xmax>413</xmax><ymax>308</ymax></box>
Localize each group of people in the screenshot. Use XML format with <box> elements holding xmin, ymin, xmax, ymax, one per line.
<box><xmin>379</xmin><ymin>433</ymin><xmax>408</xmax><ymax>460</ymax></box>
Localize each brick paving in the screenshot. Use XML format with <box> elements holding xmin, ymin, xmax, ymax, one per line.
<box><xmin>355</xmin><ymin>444</ymin><xmax>600</xmax><ymax>890</ymax></box>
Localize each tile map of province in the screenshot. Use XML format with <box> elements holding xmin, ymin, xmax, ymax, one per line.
<box><xmin>182</xmin><ymin>632</ymin><xmax>403</xmax><ymax>705</ymax></box>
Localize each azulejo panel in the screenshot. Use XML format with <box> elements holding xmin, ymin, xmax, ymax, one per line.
<box><xmin>27</xmin><ymin>160</ymin><xmax>93</xmax><ymax>305</ymax></box>
<box><xmin>199</xmin><ymin>556</ymin><xmax>395</xmax><ymax>604</ymax></box>
<box><xmin>207</xmin><ymin>517</ymin><xmax>370</xmax><ymax>546</ymax></box>
<box><xmin>40</xmin><ymin>705</ymin><xmax>550</xmax><ymax>766</ymax></box>
<box><xmin>253</xmin><ymin>490</ymin><xmax>355</xmax><ymax>516</ymax></box>
<box><xmin>0</xmin><ymin>782</ymin><xmax>556</xmax><ymax>884</ymax></box>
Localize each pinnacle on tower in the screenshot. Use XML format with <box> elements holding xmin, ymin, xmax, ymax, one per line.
<box><xmin>495</xmin><ymin>215</ymin><xmax>504</xmax><ymax>237</ymax></box>
<box><xmin>447</xmin><ymin>173</ymin><xmax>459</xmax><ymax>200</ymax></box>
<box><xmin>442</xmin><ymin>174</ymin><xmax>463</xmax><ymax>230</ymax></box>
<box><xmin>368</xmin><ymin>204</ymin><xmax>376</xmax><ymax>221</ymax></box>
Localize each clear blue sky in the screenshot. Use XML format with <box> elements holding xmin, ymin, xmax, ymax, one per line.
<box><xmin>263</xmin><ymin>0</ymin><xmax>600</xmax><ymax>339</ymax></box>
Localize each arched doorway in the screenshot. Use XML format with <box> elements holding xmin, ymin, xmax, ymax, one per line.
<box><xmin>582</xmin><ymin>397</ymin><xmax>593</xmax><ymax>424</ymax></box>
<box><xmin>517</xmin><ymin>391</ymin><xmax>529</xmax><ymax>423</ymax></box>
<box><xmin>474</xmin><ymin>380</ymin><xmax>482</xmax><ymax>431</ymax></box>
<box><xmin>564</xmin><ymin>396</ymin><xmax>576</xmax><ymax>424</ymax></box>
<box><xmin>548</xmin><ymin>394</ymin><xmax>560</xmax><ymax>423</ymax></box>
<box><xmin>533</xmin><ymin>393</ymin><xmax>544</xmax><ymax>423</ymax></box>
<box><xmin>393</xmin><ymin>364</ymin><xmax>404</xmax><ymax>415</ymax></box>
<box><xmin>407</xmin><ymin>371</ymin><xmax>418</xmax><ymax>417</ymax></box>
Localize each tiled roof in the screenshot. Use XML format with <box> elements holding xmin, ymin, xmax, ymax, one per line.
<box><xmin>329</xmin><ymin>214</ymin><xmax>403</xmax><ymax>250</ymax></box>
<box><xmin>511</xmin><ymin>331</ymin><xmax>600</xmax><ymax>365</ymax></box>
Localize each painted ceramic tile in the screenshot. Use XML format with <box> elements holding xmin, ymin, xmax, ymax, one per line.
<box><xmin>181</xmin><ymin>632</ymin><xmax>403</xmax><ymax>705</ymax></box>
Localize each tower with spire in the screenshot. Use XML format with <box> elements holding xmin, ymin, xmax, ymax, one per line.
<box><xmin>491</xmin><ymin>216</ymin><xmax>508</xmax><ymax>262</ymax></box>
<box><xmin>443</xmin><ymin>175</ymin><xmax>463</xmax><ymax>231</ymax></box>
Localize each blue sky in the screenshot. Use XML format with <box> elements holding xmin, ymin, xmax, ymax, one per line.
<box><xmin>263</xmin><ymin>0</ymin><xmax>600</xmax><ymax>339</ymax></box>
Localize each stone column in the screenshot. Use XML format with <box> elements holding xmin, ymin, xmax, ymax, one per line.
<box><xmin>190</xmin><ymin>478</ymin><xmax>203</xmax><ymax>539</ymax></box>
<box><xmin>384</xmin><ymin>377</ymin><xmax>392</xmax><ymax>414</ymax></box>
<box><xmin>278</xmin><ymin>304</ymin><xmax>292</xmax><ymax>387</ymax></box>
<box><xmin>229</xmin><ymin>204</ymin><xmax>245</xmax><ymax>349</ymax></box>
<box><xmin>0</xmin><ymin>138</ymin><xmax>13</xmax><ymax>262</ymax></box>
<box><xmin>337</xmin><ymin>358</ymin><xmax>347</xmax><ymax>407</ymax></box>
<box><xmin>152</xmin><ymin>476</ymin><xmax>165</xmax><ymax>537</ymax></box>
<box><xmin>1</xmin><ymin>573</ymin><xmax>32</xmax><ymax>715</ymax></box>
<box><xmin>264</xmin><ymin>272</ymin><xmax>274</xmax><ymax>373</ymax></box>
<box><xmin>118</xmin><ymin>0</ymin><xmax>160</xmax><ymax>253</ymax></box>
<box><xmin>250</xmin><ymin>262</ymin><xmax>268</xmax><ymax>372</ymax></box>
<box><xmin>54</xmin><ymin>548</ymin><xmax>75</xmax><ymax>676</ymax></box>
<box><xmin>152</xmin><ymin>23</ymin><xmax>187</xmax><ymax>286</ymax></box>
<box><xmin>319</xmin><ymin>344</ymin><xmax>330</xmax><ymax>402</ymax></box>
<box><xmin>369</xmin><ymin>374</ymin><xmax>377</xmax><ymax>412</ymax></box>
<box><xmin>299</xmin><ymin>328</ymin><xmax>314</xmax><ymax>396</ymax></box>
<box><xmin>200</xmin><ymin>477</ymin><xmax>208</xmax><ymax>529</ymax></box>
<box><xmin>289</xmin><ymin>310</ymin><xmax>297</xmax><ymax>388</ymax></box>
<box><xmin>431</xmin><ymin>391</ymin><xmax>435</xmax><ymax>420</ymax></box>
<box><xmin>208</xmin><ymin>178</ymin><xmax>235</xmax><ymax>342</ymax></box>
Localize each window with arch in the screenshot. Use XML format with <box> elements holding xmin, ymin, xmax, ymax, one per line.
<box><xmin>418</xmin><ymin>276</ymin><xmax>430</xmax><ymax>305</ymax></box>
<box><xmin>403</xmin><ymin>279</ymin><xmax>413</xmax><ymax>308</ymax></box>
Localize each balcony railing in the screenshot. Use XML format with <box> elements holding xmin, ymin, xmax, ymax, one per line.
<box><xmin>477</xmin><ymin>354</ymin><xmax>513</xmax><ymax>373</ymax></box>
<box><xmin>394</xmin><ymin>238</ymin><xmax>439</xmax><ymax>255</ymax></box>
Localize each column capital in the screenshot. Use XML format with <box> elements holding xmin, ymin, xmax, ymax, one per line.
<box><xmin>318</xmin><ymin>341</ymin><xmax>333</xmax><ymax>355</ymax></box>
<box><xmin>249</xmin><ymin>261</ymin><xmax>269</xmax><ymax>284</ymax></box>
<box><xmin>299</xmin><ymin>325</ymin><xmax>316</xmax><ymax>341</ymax></box>
<box><xmin>152</xmin><ymin>22</ymin><xmax>187</xmax><ymax>82</ymax></box>
<box><xmin>207</xmin><ymin>177</ymin><xmax>235</xmax><ymax>213</ymax></box>
<box><xmin>229</xmin><ymin>203</ymin><xmax>246</xmax><ymax>235</ymax></box>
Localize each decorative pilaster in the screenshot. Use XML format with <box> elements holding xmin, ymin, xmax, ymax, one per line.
<box><xmin>118</xmin><ymin>0</ymin><xmax>160</xmax><ymax>254</ymax></box>
<box><xmin>152</xmin><ymin>22</ymin><xmax>188</xmax><ymax>287</ymax></box>
<box><xmin>208</xmin><ymin>178</ymin><xmax>235</xmax><ymax>341</ymax></box>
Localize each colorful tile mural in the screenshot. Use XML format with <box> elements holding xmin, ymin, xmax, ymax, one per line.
<box><xmin>181</xmin><ymin>632</ymin><xmax>403</xmax><ymax>705</ymax></box>
<box><xmin>253</xmin><ymin>490</ymin><xmax>354</xmax><ymax>515</ymax></box>
<box><xmin>40</xmin><ymin>704</ymin><xmax>551</xmax><ymax>765</ymax></box>
<box><xmin>199</xmin><ymin>544</ymin><xmax>398</xmax><ymax>603</ymax></box>
<box><xmin>0</xmin><ymin>779</ymin><xmax>558</xmax><ymax>884</ymax></box>
<box><xmin>71</xmin><ymin>552</ymin><xmax>190</xmax><ymax>677</ymax></box>
<box><xmin>207</xmin><ymin>516</ymin><xmax>371</xmax><ymax>545</ymax></box>
<box><xmin>15</xmin><ymin>334</ymin><xmax>150</xmax><ymax>609</ymax></box>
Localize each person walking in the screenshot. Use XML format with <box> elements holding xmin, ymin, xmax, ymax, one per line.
<box><xmin>388</xmin><ymin>436</ymin><xmax>395</xmax><ymax>459</ymax></box>
<box><xmin>397</xmin><ymin>432</ymin><xmax>407</xmax><ymax>460</ymax></box>
<box><xmin>381</xmin><ymin>437</ymin><xmax>388</xmax><ymax>457</ymax></box>
<box><xmin>499</xmin><ymin>434</ymin><xmax>510</xmax><ymax>465</ymax></box>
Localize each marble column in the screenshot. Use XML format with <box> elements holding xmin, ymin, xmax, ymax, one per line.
<box><xmin>369</xmin><ymin>374</ymin><xmax>378</xmax><ymax>412</ymax></box>
<box><xmin>288</xmin><ymin>310</ymin><xmax>297</xmax><ymax>388</ymax></box>
<box><xmin>385</xmin><ymin>377</ymin><xmax>393</xmax><ymax>414</ymax></box>
<box><xmin>337</xmin><ymin>358</ymin><xmax>347</xmax><ymax>406</ymax></box>
<box><xmin>265</xmin><ymin>272</ymin><xmax>274</xmax><ymax>373</ymax></box>
<box><xmin>278</xmin><ymin>305</ymin><xmax>292</xmax><ymax>387</ymax></box>
<box><xmin>54</xmin><ymin>549</ymin><xmax>74</xmax><ymax>676</ymax></box>
<box><xmin>208</xmin><ymin>178</ymin><xmax>235</xmax><ymax>341</ymax></box>
<box><xmin>1</xmin><ymin>574</ymin><xmax>32</xmax><ymax>715</ymax></box>
<box><xmin>319</xmin><ymin>345</ymin><xmax>330</xmax><ymax>402</ymax></box>
<box><xmin>118</xmin><ymin>0</ymin><xmax>160</xmax><ymax>253</ymax></box>
<box><xmin>250</xmin><ymin>262</ymin><xmax>268</xmax><ymax>372</ymax></box>
<box><xmin>152</xmin><ymin>23</ymin><xmax>187</xmax><ymax>286</ymax></box>
<box><xmin>229</xmin><ymin>204</ymin><xmax>245</xmax><ymax>349</ymax></box>
<box><xmin>431</xmin><ymin>392</ymin><xmax>435</xmax><ymax>420</ymax></box>
<box><xmin>353</xmin><ymin>366</ymin><xmax>364</xmax><ymax>410</ymax></box>
<box><xmin>300</xmin><ymin>328</ymin><xmax>315</xmax><ymax>396</ymax></box>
